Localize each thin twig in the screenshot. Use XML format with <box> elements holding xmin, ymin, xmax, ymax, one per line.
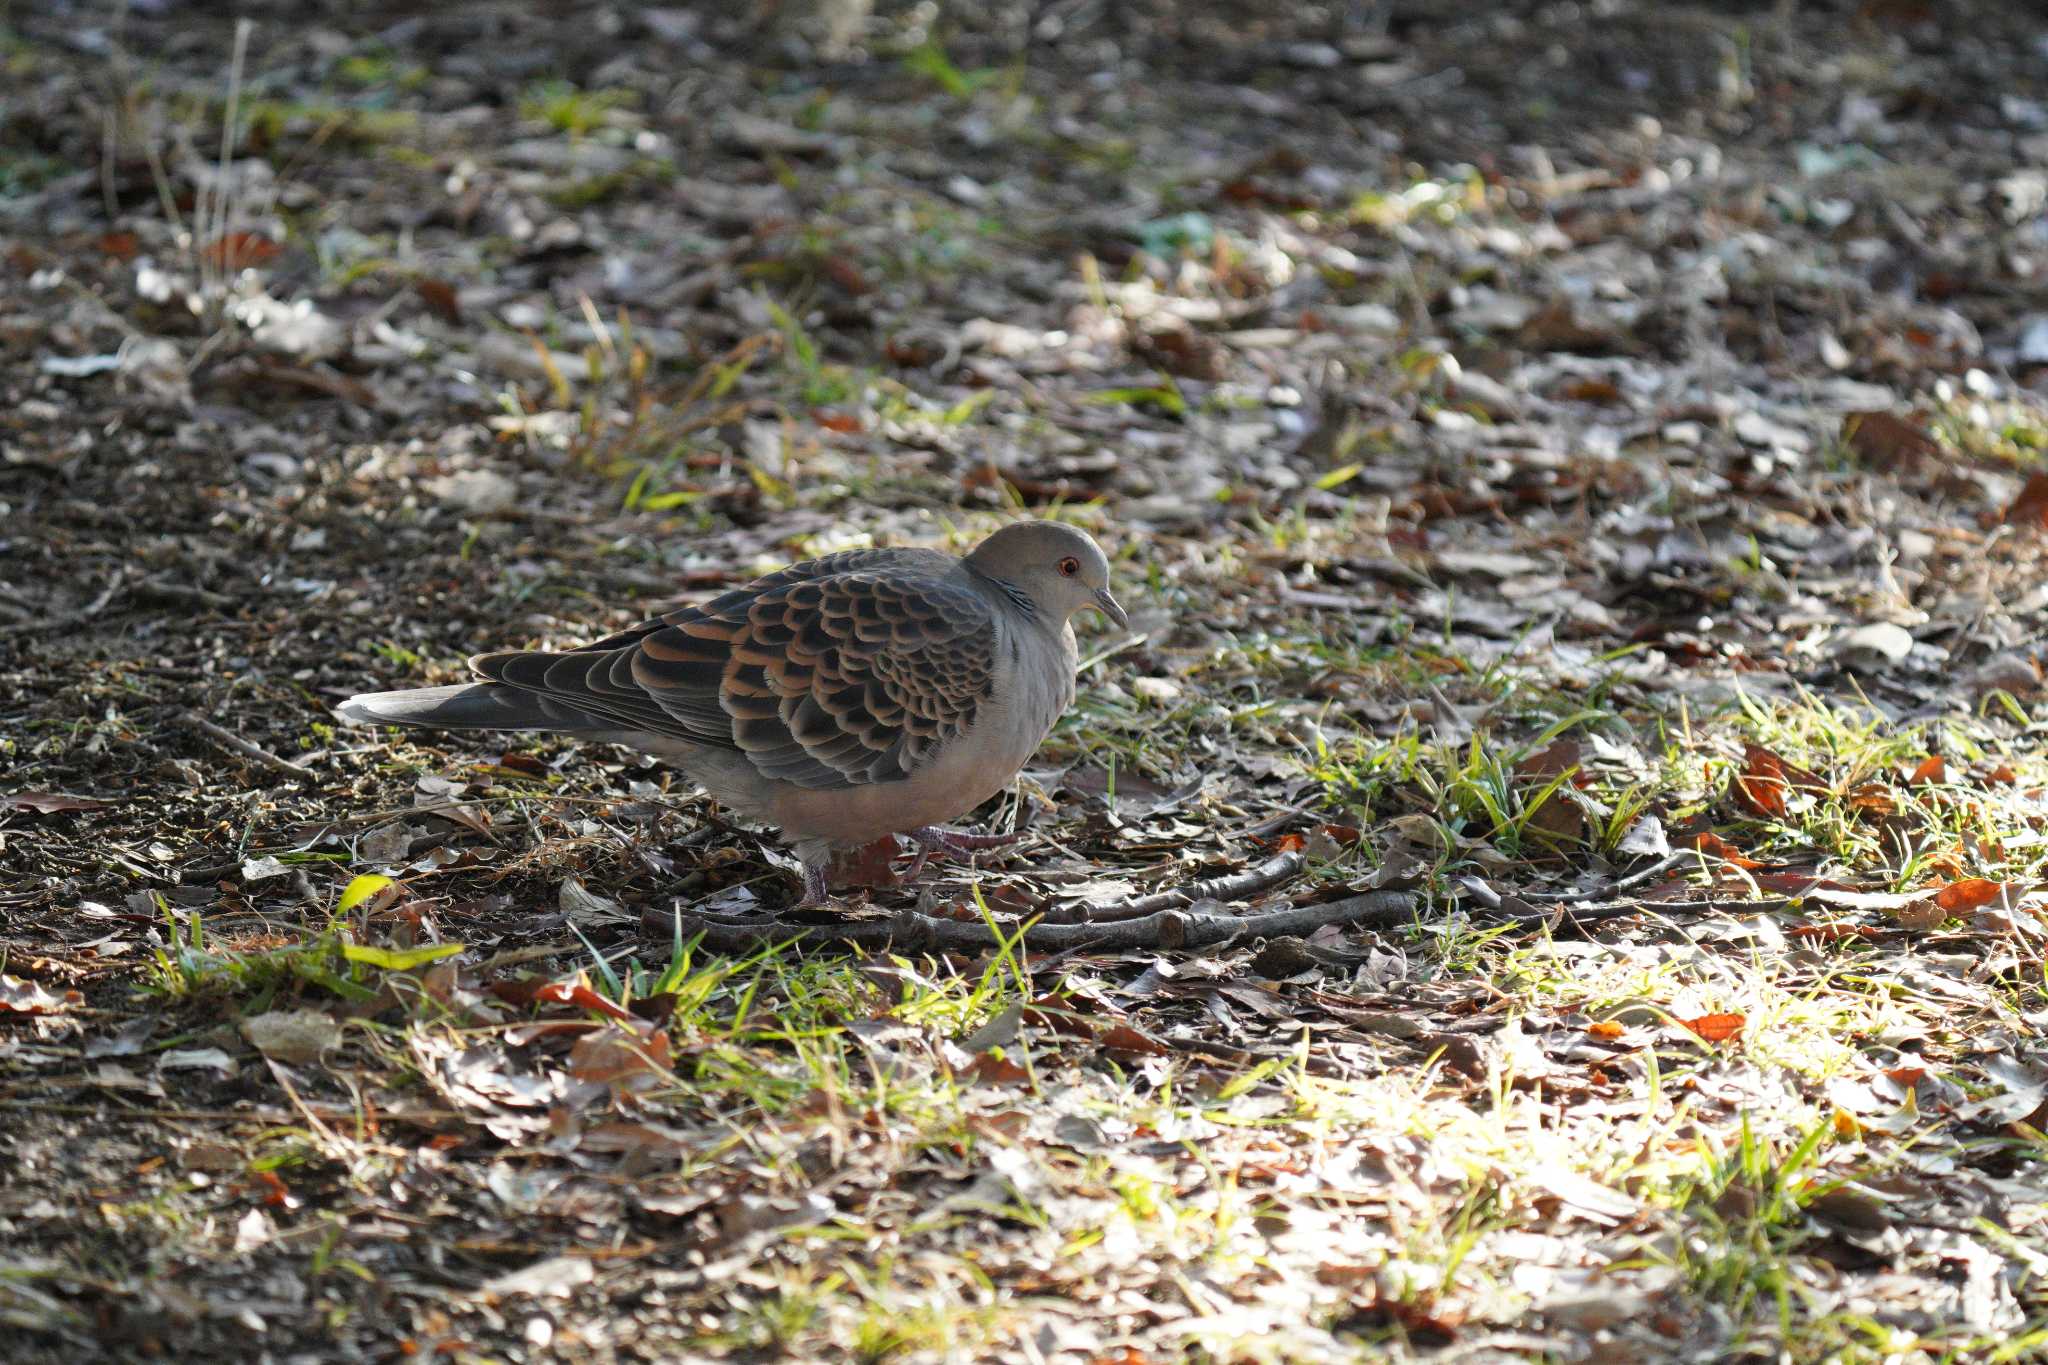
<box><xmin>0</xmin><ymin>570</ymin><xmax>125</xmax><ymax>639</ymax></box>
<box><xmin>1543</xmin><ymin>851</ymin><xmax>1692</xmax><ymax>903</ymax></box>
<box><xmin>647</xmin><ymin>886</ymin><xmax>1416</xmax><ymax>955</ymax></box>
<box><xmin>1039</xmin><ymin>849</ymin><xmax>1307</xmax><ymax>923</ymax></box>
<box><xmin>180</xmin><ymin>709</ymin><xmax>318</xmax><ymax>782</ymax></box>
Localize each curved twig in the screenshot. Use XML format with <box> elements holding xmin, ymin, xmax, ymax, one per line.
<box><xmin>1037</xmin><ymin>850</ymin><xmax>1307</xmax><ymax>924</ymax></box>
<box><xmin>1543</xmin><ymin>851</ymin><xmax>1691</xmax><ymax>904</ymax></box>
<box><xmin>643</xmin><ymin>885</ymin><xmax>1416</xmax><ymax>955</ymax></box>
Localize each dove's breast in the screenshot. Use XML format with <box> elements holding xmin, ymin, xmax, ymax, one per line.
<box><xmin>761</xmin><ymin>617</ymin><xmax>1078</xmax><ymax>847</ymax></box>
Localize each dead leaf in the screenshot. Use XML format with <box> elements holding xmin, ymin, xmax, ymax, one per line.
<box><xmin>569</xmin><ymin>1023</ymin><xmax>671</xmax><ymax>1093</ymax></box>
<box><xmin>1099</xmin><ymin>1024</ymin><xmax>1169</xmax><ymax>1059</ymax></box>
<box><xmin>1935</xmin><ymin>878</ymin><xmax>2005</xmax><ymax>913</ymax></box>
<box><xmin>529</xmin><ymin>979</ymin><xmax>639</xmax><ymax>1024</ymax></box>
<box><xmin>1515</xmin><ymin>738</ymin><xmax>1585</xmax><ymax>842</ymax></box>
<box><xmin>202</xmin><ymin>231</ymin><xmax>282</xmax><ymax>270</ymax></box>
<box><xmin>1908</xmin><ymin>755</ymin><xmax>1945</xmax><ymax>785</ymax></box>
<box><xmin>1516</xmin><ymin>297</ymin><xmax>1623</xmax><ymax>354</ymax></box>
<box><xmin>828</xmin><ymin>834</ymin><xmax>906</xmax><ymax>888</ymax></box>
<box><xmin>415</xmin><ymin>276</ymin><xmax>462</xmax><ymax>324</ymax></box>
<box><xmin>0</xmin><ymin>976</ymin><xmax>82</xmax><ymax>1014</ymax></box>
<box><xmin>2</xmin><ymin>792</ymin><xmax>112</xmax><ymax>815</ymax></box>
<box><xmin>1690</xmin><ymin>831</ymin><xmax>1763</xmax><ymax>868</ymax></box>
<box><xmin>963</xmin><ymin>1052</ymin><xmax>1031</xmax><ymax>1086</ymax></box>
<box><xmin>1678</xmin><ymin>1013</ymin><xmax>1745</xmax><ymax>1043</ymax></box>
<box><xmin>1841</xmin><ymin>410</ymin><xmax>1938</xmax><ymax>471</ymax></box>
<box><xmin>1892</xmin><ymin>900</ymin><xmax>1941</xmax><ymax>933</ymax></box>
<box><xmin>1733</xmin><ymin>744</ymin><xmax>1824</xmax><ymax>819</ymax></box>
<box><xmin>822</xmin><ymin>256</ymin><xmax>872</xmax><ymax>295</ymax></box>
<box><xmin>1526</xmin><ymin>1162</ymin><xmax>1639</xmax><ymax>1225</ymax></box>
<box><xmin>2006</xmin><ymin>473</ymin><xmax>2048</xmax><ymax>529</ymax></box>
<box><xmin>482</xmin><ymin>1255</ymin><xmax>595</xmax><ymax>1301</ymax></box>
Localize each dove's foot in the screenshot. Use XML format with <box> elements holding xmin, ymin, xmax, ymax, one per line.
<box><xmin>900</xmin><ymin>826</ymin><xmax>1026</xmax><ymax>882</ymax></box>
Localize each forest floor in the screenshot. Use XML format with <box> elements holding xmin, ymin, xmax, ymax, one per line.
<box><xmin>9</xmin><ymin>2</ymin><xmax>2048</xmax><ymax>1360</ymax></box>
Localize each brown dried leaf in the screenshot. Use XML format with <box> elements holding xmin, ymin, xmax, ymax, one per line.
<box><xmin>1934</xmin><ymin>878</ymin><xmax>2005</xmax><ymax>913</ymax></box>
<box><xmin>1841</xmin><ymin>410</ymin><xmax>1938</xmax><ymax>472</ymax></box>
<box><xmin>1690</xmin><ymin>831</ymin><xmax>1763</xmax><ymax>869</ymax></box>
<box><xmin>202</xmin><ymin>230</ymin><xmax>282</xmax><ymax>269</ymax></box>
<box><xmin>1678</xmin><ymin>1012</ymin><xmax>1744</xmax><ymax>1043</ymax></box>
<box><xmin>569</xmin><ymin>1023</ymin><xmax>671</xmax><ymax>1093</ymax></box>
<box><xmin>2</xmin><ymin>792</ymin><xmax>112</xmax><ymax>814</ymax></box>
<box><xmin>1099</xmin><ymin>1024</ymin><xmax>1169</xmax><ymax>1059</ymax></box>
<box><xmin>1733</xmin><ymin>744</ymin><xmax>1824</xmax><ymax>819</ymax></box>
<box><xmin>0</xmin><ymin>976</ymin><xmax>82</xmax><ymax>1014</ymax></box>
<box><xmin>530</xmin><ymin>979</ymin><xmax>639</xmax><ymax>1024</ymax></box>
<box><xmin>963</xmin><ymin>1052</ymin><xmax>1031</xmax><ymax>1086</ymax></box>
<box><xmin>2006</xmin><ymin>473</ymin><xmax>2048</xmax><ymax>529</ymax></box>
<box><xmin>415</xmin><ymin>276</ymin><xmax>463</xmax><ymax>324</ymax></box>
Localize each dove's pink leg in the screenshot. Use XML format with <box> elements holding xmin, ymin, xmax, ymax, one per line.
<box><xmin>797</xmin><ymin>860</ymin><xmax>832</xmax><ymax>908</ymax></box>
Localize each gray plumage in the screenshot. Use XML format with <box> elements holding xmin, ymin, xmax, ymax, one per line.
<box><xmin>337</xmin><ymin>521</ymin><xmax>1126</xmax><ymax>903</ymax></box>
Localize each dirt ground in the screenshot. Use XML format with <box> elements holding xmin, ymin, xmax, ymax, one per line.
<box><xmin>11</xmin><ymin>1</ymin><xmax>2048</xmax><ymax>1360</ymax></box>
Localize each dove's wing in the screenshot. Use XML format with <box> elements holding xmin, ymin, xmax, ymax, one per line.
<box><xmin>469</xmin><ymin>549</ymin><xmax>1000</xmax><ymax>790</ymax></box>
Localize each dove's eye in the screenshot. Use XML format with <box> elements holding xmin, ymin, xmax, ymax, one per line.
<box><xmin>1057</xmin><ymin>556</ymin><xmax>1080</xmax><ymax>577</ymax></box>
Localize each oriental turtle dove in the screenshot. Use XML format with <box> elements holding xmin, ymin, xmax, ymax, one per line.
<box><xmin>338</xmin><ymin>521</ymin><xmax>1126</xmax><ymax>903</ymax></box>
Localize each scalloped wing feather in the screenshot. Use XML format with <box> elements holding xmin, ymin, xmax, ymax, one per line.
<box><xmin>471</xmin><ymin>548</ymin><xmax>997</xmax><ymax>791</ymax></box>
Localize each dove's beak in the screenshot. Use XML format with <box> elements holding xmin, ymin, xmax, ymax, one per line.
<box><xmin>1093</xmin><ymin>588</ymin><xmax>1129</xmax><ymax>631</ymax></box>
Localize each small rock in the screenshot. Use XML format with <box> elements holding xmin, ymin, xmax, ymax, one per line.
<box><xmin>243</xmin><ymin>451</ymin><xmax>301</xmax><ymax>484</ymax></box>
<box><xmin>423</xmin><ymin>468</ymin><xmax>518</xmax><ymax>516</ymax></box>
<box><xmin>1132</xmin><ymin>677</ymin><xmax>1182</xmax><ymax>704</ymax></box>
<box><xmin>2019</xmin><ymin>316</ymin><xmax>2048</xmax><ymax>366</ymax></box>
<box><xmin>1278</xmin><ymin>41</ymin><xmax>1343</xmax><ymax>68</ymax></box>
<box><xmin>242</xmin><ymin>1009</ymin><xmax>342</xmax><ymax>1065</ymax></box>
<box><xmin>1834</xmin><ymin>622</ymin><xmax>1914</xmax><ymax>667</ymax></box>
<box><xmin>1733</xmin><ymin>410</ymin><xmax>1811</xmax><ymax>454</ymax></box>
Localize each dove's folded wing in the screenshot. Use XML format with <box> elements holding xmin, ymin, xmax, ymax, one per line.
<box><xmin>470</xmin><ymin>551</ymin><xmax>998</xmax><ymax>791</ymax></box>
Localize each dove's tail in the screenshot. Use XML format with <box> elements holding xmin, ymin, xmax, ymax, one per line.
<box><xmin>336</xmin><ymin>683</ymin><xmax>602</xmax><ymax>733</ymax></box>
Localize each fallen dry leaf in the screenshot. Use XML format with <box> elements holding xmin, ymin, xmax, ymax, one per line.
<box><xmin>1099</xmin><ymin>1023</ymin><xmax>1170</xmax><ymax>1059</ymax></box>
<box><xmin>1679</xmin><ymin>1013</ymin><xmax>1745</xmax><ymax>1043</ymax></box>
<box><xmin>963</xmin><ymin>1052</ymin><xmax>1031</xmax><ymax>1086</ymax></box>
<box><xmin>1690</xmin><ymin>831</ymin><xmax>1763</xmax><ymax>868</ymax></box>
<box><xmin>2</xmin><ymin>792</ymin><xmax>112</xmax><ymax>814</ymax></box>
<box><xmin>1934</xmin><ymin>878</ymin><xmax>2005</xmax><ymax>913</ymax></box>
<box><xmin>1892</xmin><ymin>900</ymin><xmax>1949</xmax><ymax>930</ymax></box>
<box><xmin>569</xmin><ymin>1023</ymin><xmax>672</xmax><ymax>1093</ymax></box>
<box><xmin>1733</xmin><ymin>744</ymin><xmax>1824</xmax><ymax>820</ymax></box>
<box><xmin>0</xmin><ymin>976</ymin><xmax>82</xmax><ymax>1014</ymax></box>
<box><xmin>531</xmin><ymin>979</ymin><xmax>639</xmax><ymax>1024</ymax></box>
<box><xmin>2005</xmin><ymin>473</ymin><xmax>2048</xmax><ymax>529</ymax></box>
<box><xmin>1841</xmin><ymin>410</ymin><xmax>1938</xmax><ymax>472</ymax></box>
<box><xmin>202</xmin><ymin>230</ymin><xmax>282</xmax><ymax>270</ymax></box>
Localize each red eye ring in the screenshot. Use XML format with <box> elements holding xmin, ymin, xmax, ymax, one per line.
<box><xmin>1057</xmin><ymin>556</ymin><xmax>1080</xmax><ymax>577</ymax></box>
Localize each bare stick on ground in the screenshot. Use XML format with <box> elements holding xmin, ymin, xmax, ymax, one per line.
<box><xmin>180</xmin><ymin>710</ymin><xmax>318</xmax><ymax>783</ymax></box>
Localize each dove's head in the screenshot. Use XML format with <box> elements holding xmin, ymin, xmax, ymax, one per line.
<box><xmin>968</xmin><ymin>521</ymin><xmax>1128</xmax><ymax>630</ymax></box>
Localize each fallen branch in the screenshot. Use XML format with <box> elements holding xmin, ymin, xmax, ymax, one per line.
<box><xmin>180</xmin><ymin>710</ymin><xmax>318</xmax><ymax>782</ymax></box>
<box><xmin>1038</xmin><ymin>849</ymin><xmax>1307</xmax><ymax>924</ymax></box>
<box><xmin>645</xmin><ymin>885</ymin><xmax>1417</xmax><ymax>955</ymax></box>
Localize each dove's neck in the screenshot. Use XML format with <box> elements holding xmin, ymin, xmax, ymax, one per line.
<box><xmin>970</xmin><ymin>569</ymin><xmax>1043</xmax><ymax>626</ymax></box>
